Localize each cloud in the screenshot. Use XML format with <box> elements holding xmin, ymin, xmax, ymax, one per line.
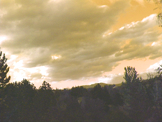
<box><xmin>147</xmin><ymin>60</ymin><xmax>162</xmax><ymax>72</ymax></box>
<box><xmin>0</xmin><ymin>0</ymin><xmax>161</xmax><ymax>82</ymax></box>
<box><xmin>106</xmin><ymin>14</ymin><xmax>162</xmax><ymax>61</ymax></box>
<box><xmin>109</xmin><ymin>74</ymin><xmax>124</xmax><ymax>84</ymax></box>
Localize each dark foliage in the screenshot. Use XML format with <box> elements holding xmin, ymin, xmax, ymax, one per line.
<box><xmin>2</xmin><ymin>57</ymin><xmax>162</xmax><ymax>122</ymax></box>
<box><xmin>0</xmin><ymin>51</ymin><xmax>11</xmax><ymax>121</ymax></box>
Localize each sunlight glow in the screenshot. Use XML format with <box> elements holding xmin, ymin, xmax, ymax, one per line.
<box><xmin>0</xmin><ymin>36</ymin><xmax>8</xmax><ymax>44</ymax></box>
<box><xmin>39</xmin><ymin>66</ymin><xmax>49</xmax><ymax>76</ymax></box>
<box><xmin>119</xmin><ymin>26</ymin><xmax>124</xmax><ymax>30</ymax></box>
<box><xmin>13</xmin><ymin>60</ymin><xmax>24</xmax><ymax>69</ymax></box>
<box><xmin>98</xmin><ymin>77</ymin><xmax>112</xmax><ymax>83</ymax></box>
<box><xmin>98</xmin><ymin>5</ymin><xmax>107</xmax><ymax>8</ymax></box>
<box><xmin>13</xmin><ymin>70</ymin><xmax>27</xmax><ymax>82</ymax></box>
<box><xmin>27</xmin><ymin>66</ymin><xmax>49</xmax><ymax>77</ymax></box>
<box><xmin>102</xmin><ymin>31</ymin><xmax>112</xmax><ymax>37</ymax></box>
<box><xmin>51</xmin><ymin>55</ymin><xmax>61</xmax><ymax>60</ymax></box>
<box><xmin>10</xmin><ymin>58</ymin><xmax>49</xmax><ymax>82</ymax></box>
<box><xmin>142</xmin><ymin>14</ymin><xmax>156</xmax><ymax>22</ymax></box>
<box><xmin>151</xmin><ymin>42</ymin><xmax>156</xmax><ymax>46</ymax></box>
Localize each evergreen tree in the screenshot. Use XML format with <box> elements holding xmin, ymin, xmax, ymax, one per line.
<box><xmin>0</xmin><ymin>50</ymin><xmax>11</xmax><ymax>121</ymax></box>
<box><xmin>0</xmin><ymin>51</ymin><xmax>10</xmax><ymax>88</ymax></box>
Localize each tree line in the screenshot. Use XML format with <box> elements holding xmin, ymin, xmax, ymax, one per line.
<box><xmin>1</xmin><ymin>51</ymin><xmax>162</xmax><ymax>122</ymax></box>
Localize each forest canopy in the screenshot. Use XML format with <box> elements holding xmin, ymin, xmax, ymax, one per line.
<box><xmin>1</xmin><ymin>50</ymin><xmax>162</xmax><ymax>121</ymax></box>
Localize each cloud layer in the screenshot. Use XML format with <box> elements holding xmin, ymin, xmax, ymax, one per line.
<box><xmin>0</xmin><ymin>0</ymin><xmax>161</xmax><ymax>82</ymax></box>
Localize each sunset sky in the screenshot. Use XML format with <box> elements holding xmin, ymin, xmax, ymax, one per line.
<box><xmin>0</xmin><ymin>0</ymin><xmax>162</xmax><ymax>89</ymax></box>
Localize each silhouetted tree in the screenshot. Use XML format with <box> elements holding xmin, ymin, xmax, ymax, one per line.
<box><xmin>39</xmin><ymin>81</ymin><xmax>52</xmax><ymax>90</ymax></box>
<box><xmin>123</xmin><ymin>66</ymin><xmax>139</xmax><ymax>85</ymax></box>
<box><xmin>156</xmin><ymin>64</ymin><xmax>162</xmax><ymax>75</ymax></box>
<box><xmin>0</xmin><ymin>51</ymin><xmax>10</xmax><ymax>88</ymax></box>
<box><xmin>2</xmin><ymin>79</ymin><xmax>37</xmax><ymax>121</ymax></box>
<box><xmin>112</xmin><ymin>89</ymin><xmax>123</xmax><ymax>106</ymax></box>
<box><xmin>70</xmin><ymin>86</ymin><xmax>87</xmax><ymax>98</ymax></box>
<box><xmin>147</xmin><ymin>0</ymin><xmax>162</xmax><ymax>27</ymax></box>
<box><xmin>82</xmin><ymin>97</ymin><xmax>106</xmax><ymax>122</ymax></box>
<box><xmin>90</xmin><ymin>84</ymin><xmax>102</xmax><ymax>99</ymax></box>
<box><xmin>2</xmin><ymin>63</ymin><xmax>162</xmax><ymax>122</ymax></box>
<box><xmin>0</xmin><ymin>51</ymin><xmax>11</xmax><ymax>121</ymax></box>
<box><xmin>35</xmin><ymin>81</ymin><xmax>56</xmax><ymax>121</ymax></box>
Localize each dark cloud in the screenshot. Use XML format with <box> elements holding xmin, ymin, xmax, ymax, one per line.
<box><xmin>0</xmin><ymin>0</ymin><xmax>161</xmax><ymax>82</ymax></box>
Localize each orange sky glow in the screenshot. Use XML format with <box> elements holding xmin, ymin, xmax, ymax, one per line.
<box><xmin>0</xmin><ymin>0</ymin><xmax>162</xmax><ymax>89</ymax></box>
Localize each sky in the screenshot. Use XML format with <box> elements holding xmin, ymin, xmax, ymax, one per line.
<box><xmin>0</xmin><ymin>0</ymin><xmax>162</xmax><ymax>89</ymax></box>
